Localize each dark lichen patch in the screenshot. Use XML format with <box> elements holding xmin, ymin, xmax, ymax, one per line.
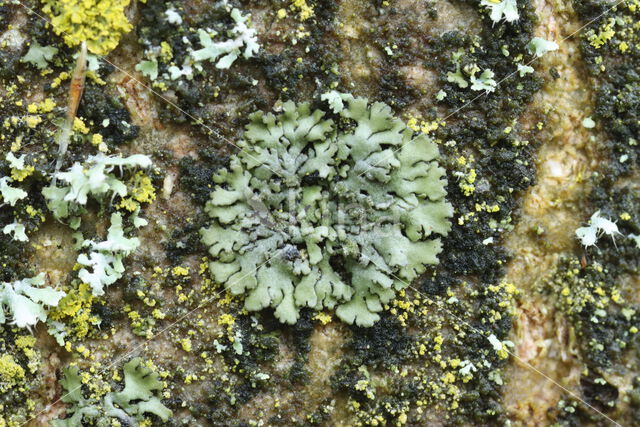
<box><xmin>546</xmin><ymin>257</ymin><xmax>638</xmax><ymax>367</ymax></box>
<box><xmin>78</xmin><ymin>82</ymin><xmax>140</xmax><ymax>146</ymax></box>
<box><xmin>178</xmin><ymin>149</ymin><xmax>229</xmax><ymax>205</ymax></box>
<box><xmin>164</xmin><ymin>220</ymin><xmax>208</xmax><ymax>264</ymax></box>
<box><xmin>538</xmin><ymin>3</ymin><xmax>640</xmax><ymax>419</ymax></box>
<box><xmin>0</xmin><ymin>1</ymin><xmax>12</xmax><ymax>30</ymax></box>
<box><xmin>329</xmin><ymin>284</ymin><xmax>518</xmax><ymax>425</ymax></box>
<box><xmin>254</xmin><ymin>0</ymin><xmax>342</xmax><ymax>101</ymax></box>
<box><xmin>573</xmin><ymin>0</ymin><xmax>640</xmax><ymax>180</ymax></box>
<box><xmin>427</xmin><ymin>2</ymin><xmax>542</xmax><ymax>279</ymax></box>
<box><xmin>134</xmin><ymin>0</ymin><xmax>269</xmax><ymax>129</ymax></box>
<box><xmin>0</xmin><ymin>233</ymin><xmax>29</xmax><ymax>282</ymax></box>
<box><xmin>346</xmin><ymin>315</ymin><xmax>412</xmax><ymax>370</ymax></box>
<box><xmin>157</xmin><ymin>302</ymin><xmax>314</xmax><ymax>424</ymax></box>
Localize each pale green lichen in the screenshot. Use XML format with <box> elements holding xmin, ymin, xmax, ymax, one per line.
<box><xmin>0</xmin><ymin>274</ymin><xmax>65</xmax><ymax>329</ymax></box>
<box><xmin>21</xmin><ymin>40</ymin><xmax>58</xmax><ymax>69</ymax></box>
<box><xmin>43</xmin><ymin>153</ymin><xmax>152</xmax><ymax>227</ymax></box>
<box><xmin>201</xmin><ymin>94</ymin><xmax>452</xmax><ymax>326</ymax></box>
<box><xmin>52</xmin><ymin>358</ymin><xmax>172</xmax><ymax>426</ymax></box>
<box><xmin>136</xmin><ymin>4</ymin><xmax>260</xmax><ymax>83</ymax></box>
<box><xmin>0</xmin><ymin>176</ymin><xmax>27</xmax><ymax>206</ymax></box>
<box><xmin>517</xmin><ymin>63</ymin><xmax>534</xmax><ymax>77</ymax></box>
<box><xmin>480</xmin><ymin>0</ymin><xmax>519</xmax><ymax>24</ymax></box>
<box><xmin>191</xmin><ymin>8</ymin><xmax>260</xmax><ymax>69</ymax></box>
<box><xmin>42</xmin><ymin>154</ymin><xmax>152</xmax><ymax>297</ymax></box>
<box><xmin>3</xmin><ymin>222</ymin><xmax>28</xmax><ymax>242</ymax></box>
<box><xmin>135</xmin><ymin>59</ymin><xmax>158</xmax><ymax>81</ymax></box>
<box><xmin>469</xmin><ymin>68</ymin><xmax>497</xmax><ymax>93</ymax></box>
<box><xmin>446</xmin><ymin>51</ymin><xmax>496</xmax><ymax>92</ymax></box>
<box><xmin>77</xmin><ymin>212</ymin><xmax>142</xmax><ymax>296</ymax></box>
<box><xmin>527</xmin><ymin>37</ymin><xmax>559</xmax><ymax>57</ymax></box>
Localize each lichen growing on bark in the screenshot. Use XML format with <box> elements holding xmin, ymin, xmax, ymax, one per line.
<box><xmin>201</xmin><ymin>93</ymin><xmax>452</xmax><ymax>326</ymax></box>
<box><xmin>41</xmin><ymin>0</ymin><xmax>133</xmax><ymax>55</ymax></box>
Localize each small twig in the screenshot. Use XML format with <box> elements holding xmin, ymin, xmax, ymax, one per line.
<box><xmin>53</xmin><ymin>41</ymin><xmax>87</xmax><ymax>184</ymax></box>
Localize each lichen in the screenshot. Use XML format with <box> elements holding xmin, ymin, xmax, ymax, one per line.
<box><xmin>291</xmin><ymin>0</ymin><xmax>315</xmax><ymax>21</ymax></box>
<box><xmin>77</xmin><ymin>212</ymin><xmax>143</xmax><ymax>296</ymax></box>
<box><xmin>48</xmin><ymin>283</ymin><xmax>98</xmax><ymax>344</ymax></box>
<box><xmin>135</xmin><ymin>1</ymin><xmax>259</xmax><ymax>94</ymax></box>
<box><xmin>52</xmin><ymin>358</ymin><xmax>172</xmax><ymax>426</ymax></box>
<box><xmin>2</xmin><ymin>0</ymin><xmax>634</xmax><ymax>424</ymax></box>
<box><xmin>43</xmin><ymin>153</ymin><xmax>152</xmax><ymax>226</ymax></box>
<box><xmin>0</xmin><ymin>354</ymin><xmax>25</xmax><ymax>393</ymax></box>
<box><xmin>201</xmin><ymin>93</ymin><xmax>452</xmax><ymax>326</ymax></box>
<box><xmin>0</xmin><ymin>274</ymin><xmax>65</xmax><ymax>328</ymax></box>
<box><xmin>480</xmin><ymin>0</ymin><xmax>519</xmax><ymax>24</ymax></box>
<box><xmin>41</xmin><ymin>0</ymin><xmax>133</xmax><ymax>55</ymax></box>
<box><xmin>190</xmin><ymin>7</ymin><xmax>260</xmax><ymax>69</ymax></box>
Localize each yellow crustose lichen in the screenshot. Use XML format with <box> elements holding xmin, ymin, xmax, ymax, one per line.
<box><xmin>49</xmin><ymin>283</ymin><xmax>99</xmax><ymax>341</ymax></box>
<box><xmin>0</xmin><ymin>354</ymin><xmax>25</xmax><ymax>393</ymax></box>
<box><xmin>42</xmin><ymin>0</ymin><xmax>133</xmax><ymax>55</ymax></box>
<box><xmin>119</xmin><ymin>171</ymin><xmax>156</xmax><ymax>211</ymax></box>
<box><xmin>291</xmin><ymin>0</ymin><xmax>314</xmax><ymax>21</ymax></box>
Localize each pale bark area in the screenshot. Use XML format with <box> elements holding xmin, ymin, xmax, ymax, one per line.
<box><xmin>503</xmin><ymin>0</ymin><xmax>599</xmax><ymax>423</ymax></box>
<box><xmin>503</xmin><ymin>0</ymin><xmax>637</xmax><ymax>424</ymax></box>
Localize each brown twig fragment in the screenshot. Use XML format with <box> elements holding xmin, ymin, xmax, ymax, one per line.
<box><xmin>53</xmin><ymin>41</ymin><xmax>87</xmax><ymax>182</ymax></box>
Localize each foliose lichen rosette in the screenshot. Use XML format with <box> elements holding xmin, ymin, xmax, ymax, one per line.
<box><xmin>201</xmin><ymin>94</ymin><xmax>453</xmax><ymax>326</ymax></box>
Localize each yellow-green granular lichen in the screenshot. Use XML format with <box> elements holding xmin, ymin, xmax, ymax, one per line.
<box><xmin>41</xmin><ymin>0</ymin><xmax>133</xmax><ymax>55</ymax></box>
<box><xmin>0</xmin><ymin>328</ymin><xmax>44</xmax><ymax>426</ymax></box>
<box><xmin>118</xmin><ymin>171</ymin><xmax>157</xmax><ymax>212</ymax></box>
<box><xmin>48</xmin><ymin>282</ymin><xmax>99</xmax><ymax>343</ymax></box>
<box><xmin>291</xmin><ymin>0</ymin><xmax>314</xmax><ymax>21</ymax></box>
<box><xmin>0</xmin><ymin>354</ymin><xmax>25</xmax><ymax>393</ymax></box>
